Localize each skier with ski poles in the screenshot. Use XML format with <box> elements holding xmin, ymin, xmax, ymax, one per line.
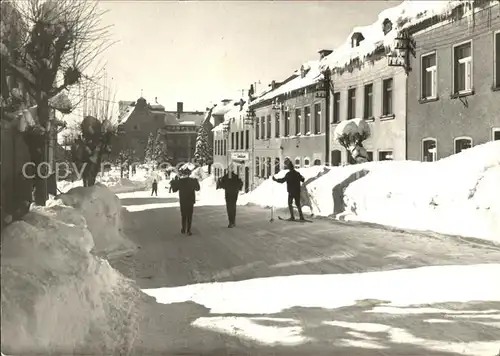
<box><xmin>217</xmin><ymin>166</ymin><xmax>243</xmax><ymax>228</ymax></box>
<box><xmin>272</xmin><ymin>160</ymin><xmax>306</xmax><ymax>221</ymax></box>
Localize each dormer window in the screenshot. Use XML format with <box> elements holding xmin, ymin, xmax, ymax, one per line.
<box><xmin>383</xmin><ymin>19</ymin><xmax>393</xmax><ymax>35</ymax></box>
<box><xmin>300</xmin><ymin>65</ymin><xmax>306</xmax><ymax>78</ymax></box>
<box><xmin>351</xmin><ymin>32</ymin><xmax>365</xmax><ymax>48</ymax></box>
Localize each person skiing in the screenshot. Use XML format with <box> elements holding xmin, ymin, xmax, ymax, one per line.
<box><xmin>170</xmin><ymin>167</ymin><xmax>200</xmax><ymax>235</ymax></box>
<box><xmin>217</xmin><ymin>167</ymin><xmax>243</xmax><ymax>228</ymax></box>
<box><xmin>272</xmin><ymin>160</ymin><xmax>306</xmax><ymax>221</ymax></box>
<box><xmin>151</xmin><ymin>179</ymin><xmax>158</xmax><ymax>196</ymax></box>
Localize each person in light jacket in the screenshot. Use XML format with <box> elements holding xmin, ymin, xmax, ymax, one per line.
<box><xmin>217</xmin><ymin>168</ymin><xmax>243</xmax><ymax>228</ymax></box>
<box><xmin>170</xmin><ymin>168</ymin><xmax>200</xmax><ymax>235</ymax></box>
<box><xmin>272</xmin><ymin>160</ymin><xmax>305</xmax><ymax>221</ymax></box>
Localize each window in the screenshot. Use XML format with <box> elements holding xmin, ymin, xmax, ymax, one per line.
<box><xmin>453</xmin><ymin>41</ymin><xmax>472</xmax><ymax>94</ymax></box>
<box><xmin>266</xmin><ymin>115</ymin><xmax>271</xmax><ymax>138</ymax></box>
<box><xmin>284</xmin><ymin>111</ymin><xmax>290</xmax><ymax>136</ymax></box>
<box><xmin>304</xmin><ymin>106</ymin><xmax>311</xmax><ymax>134</ymax></box>
<box><xmin>347</xmin><ymin>88</ymin><xmax>356</xmax><ymax>119</ymax></box>
<box><xmin>255</xmin><ymin>119</ymin><xmax>260</xmax><ymax>140</ymax></box>
<box><xmin>275</xmin><ymin>113</ymin><xmax>280</xmax><ymax>138</ymax></box>
<box><xmin>223</xmin><ymin>140</ymin><xmax>226</xmax><ymax>155</ymax></box>
<box><xmin>235</xmin><ymin>131</ymin><xmax>239</xmax><ymax>149</ymax></box>
<box><xmin>255</xmin><ymin>157</ymin><xmax>260</xmax><ymax>177</ymax></box>
<box><xmin>382</xmin><ymin>78</ymin><xmax>393</xmax><ymax>116</ymax></box>
<box><xmin>304</xmin><ymin>157</ymin><xmax>310</xmax><ymax>168</ymax></box>
<box><xmin>294</xmin><ymin>157</ymin><xmax>301</xmax><ymax>169</ymax></box>
<box><xmin>231</xmin><ymin>132</ymin><xmax>235</xmax><ymax>149</ymax></box>
<box><xmin>261</xmin><ymin>157</ymin><xmax>265</xmax><ymax>177</ymax></box>
<box><xmin>266</xmin><ymin>157</ymin><xmax>271</xmax><ymax>178</ymax></box>
<box><xmin>314</xmin><ymin>103</ymin><xmax>321</xmax><ymax>134</ymax></box>
<box><xmin>421</xmin><ymin>52</ymin><xmax>437</xmax><ymax>99</ymax></box>
<box><xmin>333</xmin><ymin>92</ymin><xmax>341</xmax><ymax>123</ymax></box>
<box><xmin>245</xmin><ymin>130</ymin><xmax>249</xmax><ymax>149</ymax></box>
<box><xmin>363</xmin><ymin>83</ymin><xmax>373</xmax><ymax>119</ymax></box>
<box><xmin>351</xmin><ymin>32</ymin><xmax>364</xmax><ymax>48</ymax></box>
<box><xmin>314</xmin><ymin>159</ymin><xmax>321</xmax><ymax>166</ymax></box>
<box><xmin>422</xmin><ymin>138</ymin><xmax>437</xmax><ymax>162</ymax></box>
<box><xmin>240</xmin><ymin>131</ymin><xmax>244</xmax><ymax>149</ymax></box>
<box><xmin>454</xmin><ymin>137</ymin><xmax>473</xmax><ymax>154</ymax></box>
<box><xmin>378</xmin><ymin>151</ymin><xmax>393</xmax><ymax>161</ymax></box>
<box><xmin>261</xmin><ymin>117</ymin><xmax>265</xmax><ymax>139</ymax></box>
<box><xmin>295</xmin><ymin>109</ymin><xmax>301</xmax><ymax>135</ymax></box>
<box><xmin>366</xmin><ymin>151</ymin><xmax>373</xmax><ymax>161</ymax></box>
<box><xmin>495</xmin><ymin>32</ymin><xmax>500</xmax><ymax>88</ymax></box>
<box><xmin>274</xmin><ymin>157</ymin><xmax>280</xmax><ymax>174</ymax></box>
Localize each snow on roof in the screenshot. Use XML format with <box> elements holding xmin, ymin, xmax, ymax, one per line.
<box><xmin>212</xmin><ymin>100</ymin><xmax>236</xmax><ymax>116</ymax></box>
<box><xmin>224</xmin><ymin>101</ymin><xmax>248</xmax><ymax>123</ymax></box>
<box><xmin>119</xmin><ymin>105</ymin><xmax>136</xmax><ymax>124</ymax></box>
<box><xmin>180</xmin><ymin>121</ymin><xmax>196</xmax><ymax>125</ymax></box>
<box><xmin>251</xmin><ymin>61</ymin><xmax>324</xmax><ymax>106</ymax></box>
<box><xmin>320</xmin><ymin>0</ymin><xmax>465</xmax><ymax>71</ymax></box>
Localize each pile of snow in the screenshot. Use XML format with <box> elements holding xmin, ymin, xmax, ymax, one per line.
<box><xmin>1</xmin><ymin>199</ymin><xmax>140</xmax><ymax>355</ymax></box>
<box><xmin>57</xmin><ymin>184</ymin><xmax>137</xmax><ymax>259</ymax></box>
<box><xmin>196</xmin><ymin>174</ymin><xmax>226</xmax><ymax>205</ymax></box>
<box><xmin>244</xmin><ymin>142</ymin><xmax>500</xmax><ymax>243</ymax></box>
<box><xmin>342</xmin><ymin>141</ymin><xmax>500</xmax><ymax>242</ymax></box>
<box><xmin>241</xmin><ymin>166</ymin><xmax>329</xmax><ymax>214</ymax></box>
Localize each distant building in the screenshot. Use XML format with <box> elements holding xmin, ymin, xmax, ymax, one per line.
<box><xmin>406</xmin><ymin>0</ymin><xmax>500</xmax><ymax>161</ymax></box>
<box><xmin>113</xmin><ymin>98</ymin><xmax>204</xmax><ymax>166</ymax></box>
<box><xmin>164</xmin><ymin>102</ymin><xmax>205</xmax><ymax>165</ymax></box>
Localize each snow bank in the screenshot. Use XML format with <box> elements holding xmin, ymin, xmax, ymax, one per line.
<box><xmin>1</xmin><ymin>200</ymin><xmax>140</xmax><ymax>355</ymax></box>
<box><xmin>244</xmin><ymin>142</ymin><xmax>500</xmax><ymax>242</ymax></box>
<box><xmin>343</xmin><ymin>141</ymin><xmax>500</xmax><ymax>242</ymax></box>
<box><xmin>57</xmin><ymin>184</ymin><xmax>137</xmax><ymax>259</ymax></box>
<box><xmin>241</xmin><ymin>166</ymin><xmax>330</xmax><ymax>214</ymax></box>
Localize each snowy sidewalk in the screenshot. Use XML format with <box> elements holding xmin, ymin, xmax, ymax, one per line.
<box><xmin>111</xmin><ymin>191</ymin><xmax>500</xmax><ymax>356</ymax></box>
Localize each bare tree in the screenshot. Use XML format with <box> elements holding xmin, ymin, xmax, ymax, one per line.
<box><xmin>1</xmin><ymin>0</ymin><xmax>115</xmax><ymax>205</ymax></box>
<box><xmin>71</xmin><ymin>70</ymin><xmax>117</xmax><ymax>187</ymax></box>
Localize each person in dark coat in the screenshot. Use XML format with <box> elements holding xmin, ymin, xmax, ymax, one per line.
<box><xmin>217</xmin><ymin>168</ymin><xmax>243</xmax><ymax>228</ymax></box>
<box><xmin>170</xmin><ymin>168</ymin><xmax>200</xmax><ymax>235</ymax></box>
<box><xmin>169</xmin><ymin>175</ymin><xmax>179</xmax><ymax>193</ymax></box>
<box><xmin>151</xmin><ymin>179</ymin><xmax>158</xmax><ymax>196</ymax></box>
<box><xmin>272</xmin><ymin>160</ymin><xmax>305</xmax><ymax>221</ymax></box>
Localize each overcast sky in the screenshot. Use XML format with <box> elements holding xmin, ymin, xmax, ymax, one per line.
<box><xmin>98</xmin><ymin>0</ymin><xmax>401</xmax><ymax>111</ymax></box>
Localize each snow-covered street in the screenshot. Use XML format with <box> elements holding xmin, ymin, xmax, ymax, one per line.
<box><xmin>112</xmin><ymin>188</ymin><xmax>500</xmax><ymax>356</ymax></box>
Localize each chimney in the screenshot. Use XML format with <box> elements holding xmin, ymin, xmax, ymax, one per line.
<box><xmin>177</xmin><ymin>102</ymin><xmax>183</xmax><ymax>119</ymax></box>
<box><xmin>155</xmin><ymin>96</ymin><xmax>158</xmax><ymax>104</ymax></box>
<box><xmin>271</xmin><ymin>80</ymin><xmax>276</xmax><ymax>90</ymax></box>
<box><xmin>318</xmin><ymin>49</ymin><xmax>333</xmax><ymax>59</ymax></box>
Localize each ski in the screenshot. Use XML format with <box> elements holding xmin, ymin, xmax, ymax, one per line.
<box><xmin>278</xmin><ymin>216</ymin><xmax>313</xmax><ymax>223</ymax></box>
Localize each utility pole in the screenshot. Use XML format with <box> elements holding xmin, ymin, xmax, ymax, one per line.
<box><xmin>324</xmin><ymin>69</ymin><xmax>332</xmax><ymax>166</ymax></box>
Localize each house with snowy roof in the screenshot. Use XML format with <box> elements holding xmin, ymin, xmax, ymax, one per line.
<box><xmin>112</xmin><ymin>97</ymin><xmax>204</xmax><ymax>165</ymax></box>
<box><xmin>321</xmin><ymin>0</ymin><xmax>411</xmax><ymax>165</ymax></box>
<box><xmin>249</xmin><ymin>53</ymin><xmax>330</xmax><ymax>181</ymax></box>
<box><xmin>405</xmin><ymin>0</ymin><xmax>500</xmax><ymax>161</ymax></box>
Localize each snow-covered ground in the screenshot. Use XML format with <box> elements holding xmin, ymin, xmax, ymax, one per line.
<box><xmin>143</xmin><ymin>263</ymin><xmax>500</xmax><ymax>355</ymax></box>
<box><xmin>58</xmin><ymin>166</ymin><xmax>164</xmax><ymax>194</ymax></box>
<box><xmin>243</xmin><ymin>142</ymin><xmax>500</xmax><ymax>243</ymax></box>
<box><xmin>1</xmin><ymin>185</ymin><xmax>140</xmax><ymax>355</ymax></box>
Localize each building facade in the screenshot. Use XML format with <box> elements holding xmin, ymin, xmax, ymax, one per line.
<box><xmin>114</xmin><ymin>98</ymin><xmax>204</xmax><ymax>165</ymax></box>
<box><xmin>407</xmin><ymin>1</ymin><xmax>500</xmax><ymax>161</ymax></box>
<box><xmin>249</xmin><ymin>59</ymin><xmax>329</xmax><ymax>185</ymax></box>
<box><xmin>225</xmin><ymin>100</ymin><xmax>253</xmax><ymax>192</ymax></box>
